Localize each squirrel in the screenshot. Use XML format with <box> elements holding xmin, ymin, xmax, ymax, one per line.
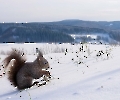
<box><xmin>3</xmin><ymin>48</ymin><xmax>51</xmax><ymax>90</ymax></box>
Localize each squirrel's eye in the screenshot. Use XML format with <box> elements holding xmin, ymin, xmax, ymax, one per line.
<box><xmin>44</xmin><ymin>62</ymin><xmax>48</xmax><ymax>64</ymax></box>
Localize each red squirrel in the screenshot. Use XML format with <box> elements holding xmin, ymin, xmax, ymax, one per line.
<box><xmin>3</xmin><ymin>48</ymin><xmax>51</xmax><ymax>90</ymax></box>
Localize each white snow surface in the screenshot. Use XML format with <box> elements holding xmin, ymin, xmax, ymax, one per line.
<box><xmin>0</xmin><ymin>43</ymin><xmax>120</xmax><ymax>100</ymax></box>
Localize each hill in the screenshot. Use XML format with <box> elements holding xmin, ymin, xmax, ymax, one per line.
<box><xmin>0</xmin><ymin>23</ymin><xmax>74</xmax><ymax>43</ymax></box>
<box><xmin>44</xmin><ymin>19</ymin><xmax>120</xmax><ymax>31</ymax></box>
<box><xmin>0</xmin><ymin>20</ymin><xmax>120</xmax><ymax>43</ymax></box>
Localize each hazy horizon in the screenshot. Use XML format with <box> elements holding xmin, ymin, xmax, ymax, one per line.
<box><xmin>1</xmin><ymin>19</ymin><xmax>120</xmax><ymax>23</ymax></box>
<box><xmin>0</xmin><ymin>0</ymin><xmax>120</xmax><ymax>23</ymax></box>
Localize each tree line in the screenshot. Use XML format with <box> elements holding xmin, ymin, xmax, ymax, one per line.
<box><xmin>0</xmin><ymin>26</ymin><xmax>74</xmax><ymax>43</ymax></box>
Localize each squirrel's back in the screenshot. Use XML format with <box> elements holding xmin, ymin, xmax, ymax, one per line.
<box><xmin>3</xmin><ymin>49</ymin><xmax>26</xmax><ymax>87</ymax></box>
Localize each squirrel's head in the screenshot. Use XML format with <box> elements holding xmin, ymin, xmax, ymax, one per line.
<box><xmin>36</xmin><ymin>48</ymin><xmax>50</xmax><ymax>70</ymax></box>
<box><xmin>38</xmin><ymin>56</ymin><xmax>50</xmax><ymax>70</ymax></box>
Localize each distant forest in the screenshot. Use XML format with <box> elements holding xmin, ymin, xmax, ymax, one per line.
<box><xmin>0</xmin><ymin>20</ymin><xmax>120</xmax><ymax>43</ymax></box>
<box><xmin>0</xmin><ymin>23</ymin><xmax>74</xmax><ymax>43</ymax></box>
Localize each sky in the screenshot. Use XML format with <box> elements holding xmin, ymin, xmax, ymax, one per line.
<box><xmin>0</xmin><ymin>0</ymin><xmax>120</xmax><ymax>22</ymax></box>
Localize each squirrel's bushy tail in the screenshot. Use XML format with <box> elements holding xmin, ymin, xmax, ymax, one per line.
<box><xmin>3</xmin><ymin>49</ymin><xmax>26</xmax><ymax>87</ymax></box>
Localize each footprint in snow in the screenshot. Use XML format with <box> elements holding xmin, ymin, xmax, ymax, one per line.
<box><xmin>72</xmin><ymin>92</ymin><xmax>79</xmax><ymax>96</ymax></box>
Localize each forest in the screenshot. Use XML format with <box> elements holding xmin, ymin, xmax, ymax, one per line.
<box><xmin>0</xmin><ymin>20</ymin><xmax>120</xmax><ymax>43</ymax></box>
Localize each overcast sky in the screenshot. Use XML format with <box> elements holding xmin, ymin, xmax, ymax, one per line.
<box><xmin>0</xmin><ymin>0</ymin><xmax>120</xmax><ymax>22</ymax></box>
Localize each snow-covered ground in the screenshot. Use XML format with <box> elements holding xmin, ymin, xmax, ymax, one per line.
<box><xmin>0</xmin><ymin>43</ymin><xmax>120</xmax><ymax>100</ymax></box>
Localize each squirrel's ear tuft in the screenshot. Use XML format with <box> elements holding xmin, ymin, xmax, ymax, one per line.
<box><xmin>36</xmin><ymin>48</ymin><xmax>43</xmax><ymax>57</ymax></box>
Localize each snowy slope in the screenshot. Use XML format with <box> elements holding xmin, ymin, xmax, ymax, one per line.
<box><xmin>0</xmin><ymin>43</ymin><xmax>120</xmax><ymax>100</ymax></box>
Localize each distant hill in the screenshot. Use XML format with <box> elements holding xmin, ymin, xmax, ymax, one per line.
<box><xmin>0</xmin><ymin>20</ymin><xmax>120</xmax><ymax>43</ymax></box>
<box><xmin>43</xmin><ymin>19</ymin><xmax>120</xmax><ymax>31</ymax></box>
<box><xmin>0</xmin><ymin>23</ymin><xmax>74</xmax><ymax>43</ymax></box>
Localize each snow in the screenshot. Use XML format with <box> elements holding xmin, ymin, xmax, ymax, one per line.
<box><xmin>0</xmin><ymin>43</ymin><xmax>120</xmax><ymax>100</ymax></box>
